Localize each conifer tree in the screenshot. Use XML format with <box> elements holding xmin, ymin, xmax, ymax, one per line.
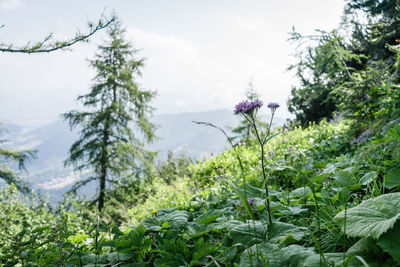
<box><xmin>63</xmin><ymin>18</ymin><xmax>156</xmax><ymax>211</ymax></box>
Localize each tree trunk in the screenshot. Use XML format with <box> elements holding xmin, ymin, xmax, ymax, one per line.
<box><xmin>98</xmin><ymin>116</ymin><xmax>110</xmax><ymax>212</ymax></box>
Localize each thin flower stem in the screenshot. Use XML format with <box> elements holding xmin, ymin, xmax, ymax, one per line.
<box><xmin>252</xmin><ymin>116</ymin><xmax>272</xmax><ymax>224</ymax></box>
<box><xmin>262</xmin><ymin>110</ymin><xmax>275</xmax><ymax>145</ymax></box>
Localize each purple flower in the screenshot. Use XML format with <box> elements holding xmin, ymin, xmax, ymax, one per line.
<box><xmin>306</xmin><ymin>164</ymin><xmax>311</xmax><ymax>170</ymax></box>
<box><xmin>267</xmin><ymin>102</ymin><xmax>280</xmax><ymax>111</ymax></box>
<box><xmin>248</xmin><ymin>198</ymin><xmax>254</xmax><ymax>206</ymax></box>
<box><xmin>248</xmin><ymin>99</ymin><xmax>263</xmax><ymax>110</ymax></box>
<box><xmin>364</xmin><ymin>93</ymin><xmax>369</xmax><ymax>99</ymax></box>
<box><xmin>189</xmin><ymin>185</ymin><xmax>192</xmax><ymax>191</ymax></box>
<box><xmin>289</xmin><ymin>146</ymin><xmax>293</xmax><ymax>154</ymax></box>
<box><xmin>234</xmin><ymin>100</ymin><xmax>249</xmax><ymax>115</ymax></box>
<box><xmin>234</xmin><ymin>99</ymin><xmax>263</xmax><ymax>115</ymax></box>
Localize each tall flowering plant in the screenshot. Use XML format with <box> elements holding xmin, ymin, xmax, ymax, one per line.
<box><xmin>234</xmin><ymin>99</ymin><xmax>280</xmax><ymax>224</ymax></box>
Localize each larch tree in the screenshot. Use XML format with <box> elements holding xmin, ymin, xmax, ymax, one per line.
<box><xmin>63</xmin><ymin>18</ymin><xmax>157</xmax><ymax>212</ymax></box>
<box><xmin>0</xmin><ymin>14</ymin><xmax>113</xmax><ymax>193</ymax></box>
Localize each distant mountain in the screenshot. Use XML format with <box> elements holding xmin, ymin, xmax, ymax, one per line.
<box><xmin>151</xmin><ymin>109</ymin><xmax>240</xmax><ymax>159</ymax></box>
<box><xmin>1</xmin><ymin>109</ymin><xmax>285</xmax><ymax>204</ymax></box>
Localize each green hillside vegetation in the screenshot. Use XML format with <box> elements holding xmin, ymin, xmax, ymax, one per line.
<box><xmin>1</xmin><ymin>0</ymin><xmax>400</xmax><ymax>266</ymax></box>
<box><xmin>1</xmin><ymin>118</ymin><xmax>400</xmax><ymax>266</ymax></box>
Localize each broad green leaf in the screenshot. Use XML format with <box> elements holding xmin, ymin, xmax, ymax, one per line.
<box><xmin>142</xmin><ymin>217</ymin><xmax>161</xmax><ymax>231</ymax></box>
<box><xmin>359</xmin><ymin>171</ymin><xmax>377</xmax><ymax>185</ymax></box>
<box><xmin>268</xmin><ymin>222</ymin><xmax>306</xmax><ymax>245</ymax></box>
<box><xmin>333</xmin><ymin>170</ymin><xmax>357</xmax><ymax>187</ymax></box>
<box><xmin>334</xmin><ymin>193</ymin><xmax>400</xmax><ymax>239</ymax></box>
<box><xmin>289</xmin><ymin>187</ymin><xmax>312</xmax><ymax>199</ymax></box>
<box><xmin>227</xmin><ymin>220</ymin><xmax>267</xmax><ymax>246</ymax></box>
<box><xmin>239</xmin><ymin>243</ymin><xmax>316</xmax><ymax>267</ymax></box>
<box><xmin>343</xmin><ymin>237</ymin><xmax>387</xmax><ymax>266</ymax></box>
<box><xmin>377</xmin><ymin>222</ymin><xmax>400</xmax><ymax>265</ymax></box>
<box><xmin>196</xmin><ymin>208</ymin><xmax>225</xmax><ymax>224</ymax></box>
<box><xmin>322</xmin><ymin>163</ymin><xmax>336</xmax><ymax>174</ymax></box>
<box><xmin>385</xmin><ymin>169</ymin><xmax>400</xmax><ymax>189</ymax></box>
<box><xmin>186</xmin><ymin>221</ymin><xmax>225</xmax><ymax>237</ymax></box>
<box><xmin>143</xmin><ymin>209</ymin><xmax>188</xmax><ymax>231</ymax></box>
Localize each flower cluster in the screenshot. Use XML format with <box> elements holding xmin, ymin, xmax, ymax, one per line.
<box><xmin>234</xmin><ymin>99</ymin><xmax>263</xmax><ymax>115</ymax></box>
<box><xmin>267</xmin><ymin>102</ymin><xmax>280</xmax><ymax>111</ymax></box>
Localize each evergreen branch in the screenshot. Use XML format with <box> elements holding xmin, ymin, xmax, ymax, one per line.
<box><xmin>0</xmin><ymin>168</ymin><xmax>30</xmax><ymax>194</ymax></box>
<box><xmin>0</xmin><ymin>148</ymin><xmax>36</xmax><ymax>171</ymax></box>
<box><xmin>0</xmin><ymin>14</ymin><xmax>115</xmax><ymax>54</ymax></box>
<box><xmin>67</xmin><ymin>176</ymin><xmax>97</xmax><ymax>194</ymax></box>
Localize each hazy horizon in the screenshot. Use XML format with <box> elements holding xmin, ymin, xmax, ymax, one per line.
<box><xmin>1</xmin><ymin>0</ymin><xmax>345</xmax><ymax>127</ymax></box>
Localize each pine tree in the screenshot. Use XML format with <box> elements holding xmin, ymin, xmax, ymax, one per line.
<box><xmin>63</xmin><ymin>19</ymin><xmax>156</xmax><ymax>211</ymax></box>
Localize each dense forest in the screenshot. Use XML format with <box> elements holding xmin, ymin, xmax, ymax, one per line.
<box><xmin>1</xmin><ymin>0</ymin><xmax>400</xmax><ymax>266</ymax></box>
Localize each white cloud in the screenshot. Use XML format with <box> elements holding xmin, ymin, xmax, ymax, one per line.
<box><xmin>234</xmin><ymin>16</ymin><xmax>265</xmax><ymax>32</ymax></box>
<box><xmin>0</xmin><ymin>0</ymin><xmax>22</xmax><ymax>10</ymax></box>
<box><xmin>127</xmin><ymin>28</ymin><xmax>198</xmax><ymax>59</ymax></box>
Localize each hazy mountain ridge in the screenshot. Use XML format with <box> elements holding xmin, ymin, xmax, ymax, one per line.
<box><xmin>2</xmin><ymin>109</ymin><xmax>285</xmax><ymax>203</ymax></box>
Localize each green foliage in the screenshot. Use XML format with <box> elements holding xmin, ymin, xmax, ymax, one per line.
<box><xmin>3</xmin><ymin>4</ymin><xmax>400</xmax><ymax>261</ymax></box>
<box><xmin>157</xmin><ymin>151</ymin><xmax>194</xmax><ymax>185</ymax></box>
<box><xmin>288</xmin><ymin>30</ymin><xmax>354</xmax><ymax>125</ymax></box>
<box><xmin>63</xmin><ymin>18</ymin><xmax>157</xmax><ymax>211</ymax></box>
<box><xmin>0</xmin><ymin>184</ymin><xmax>54</xmax><ymax>250</ymax></box>
<box><xmin>0</xmin><ymin>124</ymin><xmax>36</xmax><ymax>193</ymax></box>
<box><xmin>1</xmin><ymin>114</ymin><xmax>400</xmax><ymax>266</ymax></box>
<box><xmin>335</xmin><ymin>193</ymin><xmax>400</xmax><ymax>239</ymax></box>
<box><xmin>288</xmin><ymin>0</ymin><xmax>400</xmax><ymax>128</ymax></box>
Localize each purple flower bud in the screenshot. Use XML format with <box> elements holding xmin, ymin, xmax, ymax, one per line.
<box><xmin>248</xmin><ymin>198</ymin><xmax>254</xmax><ymax>206</ymax></box>
<box><xmin>234</xmin><ymin>99</ymin><xmax>263</xmax><ymax>116</ymax></box>
<box><xmin>189</xmin><ymin>185</ymin><xmax>192</xmax><ymax>191</ymax></box>
<box><xmin>289</xmin><ymin>146</ymin><xmax>293</xmax><ymax>154</ymax></box>
<box><xmin>267</xmin><ymin>102</ymin><xmax>280</xmax><ymax>111</ymax></box>
<box><xmin>306</xmin><ymin>164</ymin><xmax>310</xmax><ymax>169</ymax></box>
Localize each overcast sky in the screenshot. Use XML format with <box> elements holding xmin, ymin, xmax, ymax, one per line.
<box><xmin>0</xmin><ymin>0</ymin><xmax>345</xmax><ymax>127</ymax></box>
